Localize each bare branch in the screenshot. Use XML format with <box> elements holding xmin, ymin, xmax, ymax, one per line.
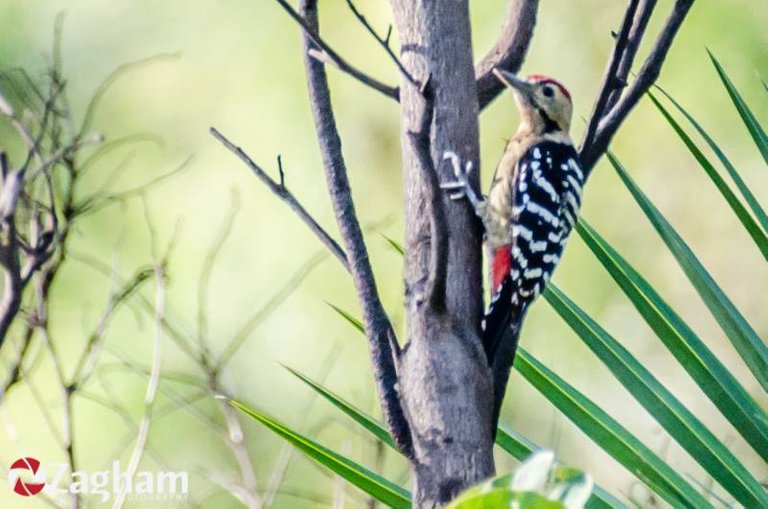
<box><xmin>271</xmin><ymin>0</ymin><xmax>399</xmax><ymax>100</ymax></box>
<box><xmin>0</xmin><ymin>326</ymin><xmax>35</xmax><ymax>399</ymax></box>
<box><xmin>476</xmin><ymin>0</ymin><xmax>539</xmax><ymax>110</ymax></box>
<box><xmin>581</xmin><ymin>0</ymin><xmax>641</xmax><ymax>154</ymax></box>
<box><xmin>80</xmin><ymin>53</ymin><xmax>180</xmax><ymax>137</ymax></box>
<box><xmin>0</xmin><ymin>213</ymin><xmax>23</xmax><ymax>349</ymax></box>
<box><xmin>70</xmin><ymin>266</ymin><xmax>154</xmax><ymax>385</ymax></box>
<box><xmin>69</xmin><ymin>250</ymin><xmax>201</xmax><ymax>361</ymax></box>
<box><xmin>606</xmin><ymin>0</ymin><xmax>658</xmax><ymax>111</ymax></box>
<box><xmin>210</xmin><ymin>127</ymin><xmax>349</xmax><ymax>270</ymax></box>
<box><xmin>111</xmin><ymin>261</ymin><xmax>165</xmax><ymax>509</ymax></box>
<box><xmin>579</xmin><ymin>0</ymin><xmax>694</xmax><ymax>171</ymax></box>
<box><xmin>73</xmin><ymin>155</ymin><xmax>191</xmax><ymax>216</ymax></box>
<box><xmin>197</xmin><ymin>191</ymin><xmax>239</xmax><ymax>355</ymax></box>
<box><xmin>299</xmin><ymin>0</ymin><xmax>412</xmax><ymax>457</ymax></box>
<box><xmin>210</xmin><ymin>378</ymin><xmax>262</xmax><ymax>509</ymax></box>
<box><xmin>40</xmin><ymin>324</ymin><xmax>80</xmax><ymax>509</ymax></box>
<box><xmin>343</xmin><ymin>0</ymin><xmax>416</xmax><ymax>86</ymax></box>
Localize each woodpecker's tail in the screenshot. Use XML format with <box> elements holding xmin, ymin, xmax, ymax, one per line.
<box><xmin>483</xmin><ymin>273</ymin><xmax>524</xmax><ymax>363</ymax></box>
<box><xmin>490</xmin><ymin>324</ymin><xmax>522</xmax><ymax>435</ymax></box>
<box><xmin>483</xmin><ymin>272</ymin><xmax>527</xmax><ymax>436</ymax></box>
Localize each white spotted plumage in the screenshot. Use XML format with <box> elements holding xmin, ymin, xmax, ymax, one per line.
<box><xmin>439</xmin><ymin>72</ymin><xmax>583</xmax><ymax>365</ymax></box>
<box><xmin>495</xmin><ymin>142</ymin><xmax>584</xmax><ymax>325</ymax></box>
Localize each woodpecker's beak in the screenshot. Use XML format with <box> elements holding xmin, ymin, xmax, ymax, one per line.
<box><xmin>493</xmin><ymin>69</ymin><xmax>535</xmax><ymax>99</ymax></box>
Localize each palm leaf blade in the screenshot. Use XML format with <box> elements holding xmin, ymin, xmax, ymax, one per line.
<box><xmin>229</xmin><ymin>399</ymin><xmax>411</xmax><ymax>508</ymax></box>
<box><xmin>284</xmin><ymin>364</ymin><xmax>398</xmax><ymax>450</ymax></box>
<box><xmin>576</xmin><ymin>218</ymin><xmax>768</xmax><ymax>460</ymax></box>
<box><xmin>708</xmin><ymin>50</ymin><xmax>768</xmax><ymax>163</ymax></box>
<box><xmin>544</xmin><ymin>284</ymin><xmax>768</xmax><ymax>507</ymax></box>
<box><xmin>647</xmin><ymin>92</ymin><xmax>768</xmax><ymax>259</ymax></box>
<box><xmin>653</xmin><ymin>85</ymin><xmax>768</xmax><ymax>233</ymax></box>
<box><xmin>607</xmin><ymin>152</ymin><xmax>768</xmax><ymax>394</ymax></box>
<box><xmin>515</xmin><ymin>349</ymin><xmax>713</xmax><ymax>509</ymax></box>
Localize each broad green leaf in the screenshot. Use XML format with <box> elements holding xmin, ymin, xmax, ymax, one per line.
<box><xmin>544</xmin><ymin>284</ymin><xmax>768</xmax><ymax>507</ymax></box>
<box><xmin>708</xmin><ymin>50</ymin><xmax>768</xmax><ymax>163</ymax></box>
<box><xmin>496</xmin><ymin>425</ymin><xmax>625</xmax><ymax>509</ymax></box>
<box><xmin>608</xmin><ymin>152</ymin><xmax>768</xmax><ymax>394</ymax></box>
<box><xmin>653</xmin><ymin>85</ymin><xmax>768</xmax><ymax>233</ymax></box>
<box><xmin>326</xmin><ymin>302</ymin><xmax>364</xmax><ymax>333</ymax></box>
<box><xmin>449</xmin><ymin>489</ymin><xmax>564</xmax><ymax>509</ymax></box>
<box><xmin>229</xmin><ymin>399</ymin><xmax>411</xmax><ymax>508</ymax></box>
<box><xmin>283</xmin><ymin>364</ymin><xmax>398</xmax><ymax>450</ymax></box>
<box><xmin>514</xmin><ymin>349</ymin><xmax>713</xmax><ymax>509</ymax></box>
<box><xmin>576</xmin><ymin>219</ymin><xmax>768</xmax><ymax>460</ymax></box>
<box><xmin>449</xmin><ymin>451</ymin><xmax>591</xmax><ymax>509</ymax></box>
<box><xmin>647</xmin><ymin>92</ymin><xmax>768</xmax><ymax>259</ymax></box>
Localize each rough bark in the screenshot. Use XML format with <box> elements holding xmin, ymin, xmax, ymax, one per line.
<box><xmin>388</xmin><ymin>1</ymin><xmax>494</xmax><ymax>506</ymax></box>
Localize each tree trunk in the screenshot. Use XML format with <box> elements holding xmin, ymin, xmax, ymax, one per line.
<box><xmin>389</xmin><ymin>1</ymin><xmax>496</xmax><ymax>506</ymax></box>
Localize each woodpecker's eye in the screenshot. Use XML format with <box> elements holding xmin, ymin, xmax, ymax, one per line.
<box><xmin>542</xmin><ymin>85</ymin><xmax>554</xmax><ymax>98</ymax></box>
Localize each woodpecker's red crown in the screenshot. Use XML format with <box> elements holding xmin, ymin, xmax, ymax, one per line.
<box><xmin>526</xmin><ymin>74</ymin><xmax>572</xmax><ymax>102</ymax></box>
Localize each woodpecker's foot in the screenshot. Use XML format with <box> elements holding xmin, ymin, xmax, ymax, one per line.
<box><xmin>440</xmin><ymin>151</ymin><xmax>483</xmax><ymax>213</ymax></box>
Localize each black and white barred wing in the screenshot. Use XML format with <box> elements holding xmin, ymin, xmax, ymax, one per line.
<box><xmin>509</xmin><ymin>141</ymin><xmax>583</xmax><ymax>314</ymax></box>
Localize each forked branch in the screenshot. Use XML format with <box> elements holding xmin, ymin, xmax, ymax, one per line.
<box><xmin>581</xmin><ymin>0</ymin><xmax>641</xmax><ymax>153</ymax></box>
<box><xmin>579</xmin><ymin>0</ymin><xmax>694</xmax><ymax>171</ymax></box>
<box><xmin>343</xmin><ymin>0</ymin><xmax>417</xmax><ymax>87</ymax></box>
<box><xmin>271</xmin><ymin>0</ymin><xmax>399</xmax><ymax>100</ymax></box>
<box><xmin>210</xmin><ymin>127</ymin><xmax>349</xmax><ymax>270</ymax></box>
<box><xmin>299</xmin><ymin>0</ymin><xmax>412</xmax><ymax>457</ymax></box>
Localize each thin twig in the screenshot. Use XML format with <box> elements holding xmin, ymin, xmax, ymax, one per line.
<box><xmin>210</xmin><ymin>380</ymin><xmax>262</xmax><ymax>509</ymax></box>
<box><xmin>343</xmin><ymin>0</ymin><xmax>417</xmax><ymax>86</ymax></box>
<box><xmin>197</xmin><ymin>192</ymin><xmax>240</xmax><ymax>355</ymax></box>
<box><xmin>299</xmin><ymin>0</ymin><xmax>412</xmax><ymax>457</ymax></box>
<box><xmin>210</xmin><ymin>127</ymin><xmax>349</xmax><ymax>270</ymax></box>
<box><xmin>580</xmin><ymin>0</ymin><xmax>694</xmax><ymax>171</ymax></box>
<box><xmin>0</xmin><ymin>326</ymin><xmax>35</xmax><ymax>399</ymax></box>
<box><xmin>271</xmin><ymin>0</ymin><xmax>399</xmax><ymax>100</ymax></box>
<box><xmin>40</xmin><ymin>325</ymin><xmax>80</xmax><ymax>509</ymax></box>
<box><xmin>605</xmin><ymin>0</ymin><xmax>658</xmax><ymax>111</ymax></box>
<box><xmin>581</xmin><ymin>0</ymin><xmax>641</xmax><ymax>154</ymax></box>
<box><xmin>70</xmin><ymin>265</ymin><xmax>154</xmax><ymax>385</ymax></box>
<box><xmin>74</xmin><ymin>155</ymin><xmax>192</xmax><ymax>217</ymax></box>
<box><xmin>79</xmin><ymin>53</ymin><xmax>180</xmax><ymax>137</ymax></box>
<box><xmin>68</xmin><ymin>250</ymin><xmax>201</xmax><ymax>362</ymax></box>
<box><xmin>111</xmin><ymin>259</ymin><xmax>165</xmax><ymax>509</ymax></box>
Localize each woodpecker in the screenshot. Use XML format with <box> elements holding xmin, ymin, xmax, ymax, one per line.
<box><xmin>442</xmin><ymin>69</ymin><xmax>584</xmax><ymax>364</ymax></box>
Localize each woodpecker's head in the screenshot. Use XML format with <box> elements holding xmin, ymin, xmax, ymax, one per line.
<box><xmin>493</xmin><ymin>69</ymin><xmax>573</xmax><ymax>134</ymax></box>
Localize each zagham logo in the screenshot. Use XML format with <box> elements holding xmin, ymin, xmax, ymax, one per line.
<box><xmin>8</xmin><ymin>457</ymin><xmax>46</xmax><ymax>496</ymax></box>
<box><xmin>7</xmin><ymin>458</ymin><xmax>189</xmax><ymax>502</ymax></box>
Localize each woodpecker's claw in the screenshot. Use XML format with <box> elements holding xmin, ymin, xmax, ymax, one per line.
<box><xmin>441</xmin><ymin>151</ymin><xmax>482</xmax><ymax>210</ymax></box>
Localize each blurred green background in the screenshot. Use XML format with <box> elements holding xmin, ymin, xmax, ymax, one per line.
<box><xmin>0</xmin><ymin>0</ymin><xmax>765</xmax><ymax>507</ymax></box>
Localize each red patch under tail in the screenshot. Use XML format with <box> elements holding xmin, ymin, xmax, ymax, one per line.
<box><xmin>491</xmin><ymin>246</ymin><xmax>512</xmax><ymax>294</ymax></box>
